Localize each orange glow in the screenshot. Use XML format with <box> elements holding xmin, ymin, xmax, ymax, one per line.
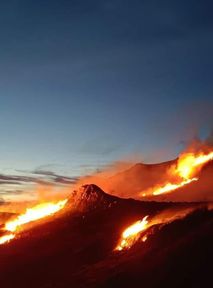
<box><xmin>0</xmin><ymin>199</ymin><xmax>68</xmax><ymax>245</ymax></box>
<box><xmin>0</xmin><ymin>234</ymin><xmax>15</xmax><ymax>245</ymax></box>
<box><xmin>5</xmin><ymin>199</ymin><xmax>68</xmax><ymax>232</ymax></box>
<box><xmin>115</xmin><ymin>207</ymin><xmax>197</xmax><ymax>252</ymax></box>
<box><xmin>142</xmin><ymin>151</ymin><xmax>213</xmax><ymax>197</ymax></box>
<box><xmin>177</xmin><ymin>151</ymin><xmax>213</xmax><ymax>179</ymax></box>
<box><xmin>151</xmin><ymin>178</ymin><xmax>198</xmax><ymax>196</ymax></box>
<box><xmin>115</xmin><ymin>216</ymin><xmax>149</xmax><ymax>251</ymax></box>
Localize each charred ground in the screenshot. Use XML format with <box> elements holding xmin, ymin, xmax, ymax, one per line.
<box><xmin>0</xmin><ymin>184</ymin><xmax>212</xmax><ymax>288</ymax></box>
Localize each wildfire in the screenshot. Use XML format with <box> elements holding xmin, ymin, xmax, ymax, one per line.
<box><xmin>177</xmin><ymin>151</ymin><xmax>213</xmax><ymax>178</ymax></box>
<box><xmin>0</xmin><ymin>234</ymin><xmax>15</xmax><ymax>245</ymax></box>
<box><xmin>115</xmin><ymin>206</ymin><xmax>199</xmax><ymax>252</ymax></box>
<box><xmin>0</xmin><ymin>199</ymin><xmax>67</xmax><ymax>245</ymax></box>
<box><xmin>142</xmin><ymin>151</ymin><xmax>213</xmax><ymax>197</ymax></box>
<box><xmin>115</xmin><ymin>216</ymin><xmax>149</xmax><ymax>251</ymax></box>
<box><xmin>151</xmin><ymin>178</ymin><xmax>198</xmax><ymax>196</ymax></box>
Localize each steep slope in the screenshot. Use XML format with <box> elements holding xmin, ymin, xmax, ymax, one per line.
<box><xmin>144</xmin><ymin>160</ymin><xmax>213</xmax><ymax>202</ymax></box>
<box><xmin>102</xmin><ymin>159</ymin><xmax>177</xmax><ymax>198</ymax></box>
<box><xmin>100</xmin><ymin>159</ymin><xmax>213</xmax><ymax>202</ymax></box>
<box><xmin>0</xmin><ymin>185</ymin><xmax>211</xmax><ymax>288</ymax></box>
<box><xmin>69</xmin><ymin>184</ymin><xmax>119</xmax><ymax>211</ymax></box>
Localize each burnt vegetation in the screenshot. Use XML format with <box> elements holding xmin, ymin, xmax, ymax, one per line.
<box><xmin>0</xmin><ymin>184</ymin><xmax>212</xmax><ymax>288</ymax></box>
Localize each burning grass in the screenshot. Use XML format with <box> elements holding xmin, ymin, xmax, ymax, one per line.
<box><xmin>141</xmin><ymin>151</ymin><xmax>213</xmax><ymax>197</ymax></box>
<box><xmin>115</xmin><ymin>216</ymin><xmax>149</xmax><ymax>251</ymax></box>
<box><xmin>0</xmin><ymin>199</ymin><xmax>68</xmax><ymax>245</ymax></box>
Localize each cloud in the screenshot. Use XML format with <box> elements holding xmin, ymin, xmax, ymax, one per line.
<box><xmin>32</xmin><ymin>169</ymin><xmax>79</xmax><ymax>184</ymax></box>
<box><xmin>0</xmin><ymin>181</ymin><xmax>21</xmax><ymax>185</ymax></box>
<box><xmin>0</xmin><ymin>168</ymin><xmax>80</xmax><ymax>201</ymax></box>
<box><xmin>0</xmin><ymin>170</ymin><xmax>77</xmax><ymax>190</ymax></box>
<box><xmin>0</xmin><ymin>174</ymin><xmax>34</xmax><ymax>185</ymax></box>
<box><xmin>0</xmin><ymin>173</ymin><xmax>51</xmax><ymax>186</ymax></box>
<box><xmin>0</xmin><ymin>189</ymin><xmax>25</xmax><ymax>195</ymax></box>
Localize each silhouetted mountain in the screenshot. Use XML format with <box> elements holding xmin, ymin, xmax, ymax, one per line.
<box><xmin>0</xmin><ymin>185</ymin><xmax>212</xmax><ymax>288</ymax></box>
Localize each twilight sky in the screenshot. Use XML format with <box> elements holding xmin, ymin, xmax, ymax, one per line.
<box><xmin>0</xmin><ymin>0</ymin><xmax>213</xmax><ymax>200</ymax></box>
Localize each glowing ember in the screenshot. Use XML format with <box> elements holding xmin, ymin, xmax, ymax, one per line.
<box><xmin>5</xmin><ymin>199</ymin><xmax>68</xmax><ymax>232</ymax></box>
<box><xmin>0</xmin><ymin>234</ymin><xmax>15</xmax><ymax>245</ymax></box>
<box><xmin>116</xmin><ymin>216</ymin><xmax>149</xmax><ymax>251</ymax></box>
<box><xmin>142</xmin><ymin>151</ymin><xmax>213</xmax><ymax>197</ymax></box>
<box><xmin>142</xmin><ymin>235</ymin><xmax>148</xmax><ymax>242</ymax></box>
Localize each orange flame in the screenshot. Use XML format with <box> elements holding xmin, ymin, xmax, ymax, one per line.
<box><xmin>115</xmin><ymin>216</ymin><xmax>149</xmax><ymax>251</ymax></box>
<box><xmin>115</xmin><ymin>207</ymin><xmax>198</xmax><ymax>252</ymax></box>
<box><xmin>0</xmin><ymin>234</ymin><xmax>15</xmax><ymax>245</ymax></box>
<box><xmin>0</xmin><ymin>199</ymin><xmax>67</xmax><ymax>245</ymax></box>
<box><xmin>5</xmin><ymin>199</ymin><xmax>67</xmax><ymax>232</ymax></box>
<box><xmin>141</xmin><ymin>151</ymin><xmax>213</xmax><ymax>197</ymax></box>
<box><xmin>151</xmin><ymin>178</ymin><xmax>198</xmax><ymax>196</ymax></box>
<box><xmin>176</xmin><ymin>151</ymin><xmax>213</xmax><ymax>178</ymax></box>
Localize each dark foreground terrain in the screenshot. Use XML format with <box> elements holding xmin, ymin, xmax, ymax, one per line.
<box><xmin>0</xmin><ymin>184</ymin><xmax>212</xmax><ymax>288</ymax></box>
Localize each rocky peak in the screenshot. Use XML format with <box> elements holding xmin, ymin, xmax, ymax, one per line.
<box><xmin>69</xmin><ymin>184</ymin><xmax>118</xmax><ymax>212</ymax></box>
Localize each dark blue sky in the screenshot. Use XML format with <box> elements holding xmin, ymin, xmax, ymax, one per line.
<box><xmin>0</xmin><ymin>0</ymin><xmax>213</xmax><ymax>199</ymax></box>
